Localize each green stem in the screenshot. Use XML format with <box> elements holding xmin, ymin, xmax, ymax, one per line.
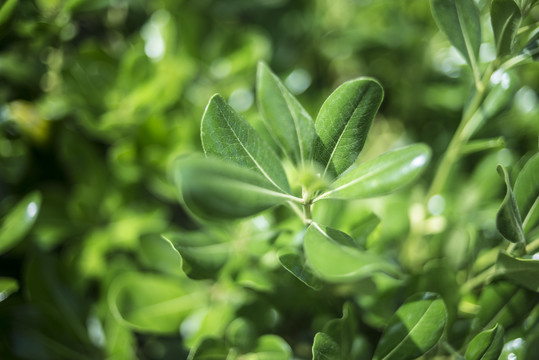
<box><xmin>443</xmin><ymin>341</ymin><xmax>465</xmax><ymax>360</ymax></box>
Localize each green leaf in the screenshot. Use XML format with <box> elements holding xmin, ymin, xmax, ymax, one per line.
<box><xmin>256</xmin><ymin>62</ymin><xmax>316</xmax><ymax>166</ymax></box>
<box><xmin>0</xmin><ymin>277</ymin><xmax>19</xmax><ymax>301</ymax></box>
<box><xmin>187</xmin><ymin>338</ymin><xmax>229</xmax><ymax>360</ymax></box>
<box><xmin>138</xmin><ymin>234</ymin><xmax>185</xmax><ymax>277</ymax></box>
<box><xmin>201</xmin><ymin>94</ymin><xmax>290</xmax><ymax>193</ymax></box>
<box><xmin>303</xmin><ymin>224</ymin><xmax>398</xmax><ymax>282</ymax></box>
<box><xmin>174</xmin><ymin>156</ymin><xmax>294</xmax><ymax>220</ymax></box>
<box><xmin>312</xmin><ymin>332</ymin><xmax>340</xmax><ymax>360</ymax></box>
<box><xmin>513</xmin><ymin>153</ymin><xmax>539</xmax><ymax>234</ymax></box>
<box><xmin>278</xmin><ymin>249</ymin><xmax>323</xmax><ymax>290</ymax></box>
<box><xmin>0</xmin><ymin>0</ymin><xmax>18</xmax><ymax>27</ymax></box>
<box><xmin>522</xmin><ymin>29</ymin><xmax>539</xmax><ymax>61</ymax></box>
<box><xmin>314</xmin><ymin>78</ymin><xmax>383</xmax><ymax>178</ymax></box>
<box><xmin>249</xmin><ymin>335</ymin><xmax>292</xmax><ymax>360</ymax></box>
<box><xmin>465</xmin><ymin>324</ymin><xmax>505</xmax><ymax>360</ymax></box>
<box><xmin>322</xmin><ymin>302</ymin><xmax>361</xmax><ymax>359</ymax></box>
<box><xmin>491</xmin><ymin>0</ymin><xmax>522</xmax><ymax>57</ymax></box>
<box><xmin>430</xmin><ymin>0</ymin><xmax>481</xmax><ymax>75</ymax></box>
<box><xmin>225</xmin><ymin>318</ymin><xmax>256</xmax><ymax>352</ymax></box>
<box><xmin>108</xmin><ymin>272</ymin><xmax>207</xmax><ymax>334</ymax></box>
<box><xmin>315</xmin><ymin>144</ymin><xmax>431</xmax><ymax>201</ymax></box>
<box><xmin>496</xmin><ymin>165</ymin><xmax>525</xmax><ymax>244</ymax></box>
<box><xmin>373</xmin><ymin>292</ymin><xmax>447</xmax><ymax>360</ymax></box>
<box><xmin>496</xmin><ymin>252</ymin><xmax>539</xmax><ymax>292</ymax></box>
<box><xmin>0</xmin><ymin>191</ymin><xmax>41</xmax><ymax>255</ymax></box>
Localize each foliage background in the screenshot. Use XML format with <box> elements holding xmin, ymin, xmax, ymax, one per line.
<box><xmin>0</xmin><ymin>0</ymin><xmax>538</xmax><ymax>359</ymax></box>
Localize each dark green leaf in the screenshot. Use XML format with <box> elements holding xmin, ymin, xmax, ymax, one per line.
<box><xmin>314</xmin><ymin>78</ymin><xmax>383</xmax><ymax>178</ymax></box>
<box><xmin>256</xmin><ymin>62</ymin><xmax>316</xmax><ymax>166</ymax></box>
<box><xmin>225</xmin><ymin>318</ymin><xmax>256</xmax><ymax>352</ymax></box>
<box><xmin>430</xmin><ymin>0</ymin><xmax>481</xmax><ymax>74</ymax></box>
<box><xmin>201</xmin><ymin>94</ymin><xmax>290</xmax><ymax>193</ymax></box>
<box><xmin>465</xmin><ymin>324</ymin><xmax>505</xmax><ymax>360</ymax></box>
<box><xmin>312</xmin><ymin>332</ymin><xmax>340</xmax><ymax>360</ymax></box>
<box><xmin>496</xmin><ymin>251</ymin><xmax>539</xmax><ymax>292</ymax></box>
<box><xmin>496</xmin><ymin>165</ymin><xmax>525</xmax><ymax>243</ymax></box>
<box><xmin>303</xmin><ymin>224</ymin><xmax>398</xmax><ymax>282</ymax></box>
<box><xmin>187</xmin><ymin>338</ymin><xmax>229</xmax><ymax>360</ymax></box>
<box><xmin>278</xmin><ymin>249</ymin><xmax>323</xmax><ymax>290</ymax></box>
<box><xmin>0</xmin><ymin>191</ymin><xmax>41</xmax><ymax>255</ymax></box>
<box><xmin>513</xmin><ymin>153</ymin><xmax>539</xmax><ymax>234</ymax></box>
<box><xmin>174</xmin><ymin>156</ymin><xmax>294</xmax><ymax>220</ymax></box>
<box><xmin>0</xmin><ymin>277</ymin><xmax>18</xmax><ymax>301</ymax></box>
<box><xmin>522</xmin><ymin>29</ymin><xmax>539</xmax><ymax>61</ymax></box>
<box><xmin>315</xmin><ymin>144</ymin><xmax>431</xmax><ymax>201</ymax></box>
<box><xmin>491</xmin><ymin>0</ymin><xmax>522</xmax><ymax>57</ymax></box>
<box><xmin>322</xmin><ymin>302</ymin><xmax>360</xmax><ymax>359</ymax></box>
<box><xmin>108</xmin><ymin>272</ymin><xmax>207</xmax><ymax>333</ymax></box>
<box><xmin>373</xmin><ymin>292</ymin><xmax>447</xmax><ymax>360</ymax></box>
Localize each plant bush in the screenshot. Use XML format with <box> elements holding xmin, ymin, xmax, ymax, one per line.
<box><xmin>0</xmin><ymin>0</ymin><xmax>538</xmax><ymax>359</ymax></box>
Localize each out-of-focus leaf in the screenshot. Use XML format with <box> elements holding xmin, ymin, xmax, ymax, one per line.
<box><xmin>108</xmin><ymin>272</ymin><xmax>207</xmax><ymax>334</ymax></box>
<box><xmin>522</xmin><ymin>29</ymin><xmax>539</xmax><ymax>61</ymax></box>
<box><xmin>248</xmin><ymin>335</ymin><xmax>292</xmax><ymax>360</ymax></box>
<box><xmin>278</xmin><ymin>249</ymin><xmax>323</xmax><ymax>290</ymax></box>
<box><xmin>314</xmin><ymin>78</ymin><xmax>383</xmax><ymax>178</ymax></box>
<box><xmin>256</xmin><ymin>62</ymin><xmax>315</xmax><ymax>166</ymax></box>
<box><xmin>496</xmin><ymin>252</ymin><xmax>539</xmax><ymax>292</ymax></box>
<box><xmin>499</xmin><ymin>337</ymin><xmax>527</xmax><ymax>360</ymax></box>
<box><xmin>174</xmin><ymin>156</ymin><xmax>292</xmax><ymax>220</ymax></box>
<box><xmin>491</xmin><ymin>0</ymin><xmax>522</xmax><ymax>57</ymax></box>
<box><xmin>322</xmin><ymin>302</ymin><xmax>361</xmax><ymax>359</ymax></box>
<box><xmin>201</xmin><ymin>94</ymin><xmax>290</xmax><ymax>193</ymax></box>
<box><xmin>187</xmin><ymin>338</ymin><xmax>229</xmax><ymax>360</ymax></box>
<box><xmin>303</xmin><ymin>224</ymin><xmax>398</xmax><ymax>282</ymax></box>
<box><xmin>315</xmin><ymin>144</ymin><xmax>431</xmax><ymax>201</ymax></box>
<box><xmin>0</xmin><ymin>277</ymin><xmax>18</xmax><ymax>301</ymax></box>
<box><xmin>138</xmin><ymin>235</ymin><xmax>184</xmax><ymax>277</ymax></box>
<box><xmin>496</xmin><ymin>165</ymin><xmax>525</xmax><ymax>244</ymax></box>
<box><xmin>465</xmin><ymin>324</ymin><xmax>505</xmax><ymax>360</ymax></box>
<box><xmin>0</xmin><ymin>191</ymin><xmax>41</xmax><ymax>255</ymax></box>
<box><xmin>373</xmin><ymin>292</ymin><xmax>447</xmax><ymax>360</ymax></box>
<box><xmin>0</xmin><ymin>0</ymin><xmax>18</xmax><ymax>27</ymax></box>
<box><xmin>430</xmin><ymin>0</ymin><xmax>481</xmax><ymax>75</ymax></box>
<box><xmin>225</xmin><ymin>318</ymin><xmax>256</xmax><ymax>352</ymax></box>
<box><xmin>312</xmin><ymin>332</ymin><xmax>340</xmax><ymax>360</ymax></box>
<box><xmin>513</xmin><ymin>153</ymin><xmax>539</xmax><ymax>234</ymax></box>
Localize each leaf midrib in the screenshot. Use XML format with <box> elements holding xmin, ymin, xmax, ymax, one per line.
<box><xmin>455</xmin><ymin>0</ymin><xmax>478</xmax><ymax>71</ymax></box>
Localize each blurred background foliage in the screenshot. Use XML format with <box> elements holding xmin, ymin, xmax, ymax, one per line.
<box><xmin>0</xmin><ymin>0</ymin><xmax>538</xmax><ymax>359</ymax></box>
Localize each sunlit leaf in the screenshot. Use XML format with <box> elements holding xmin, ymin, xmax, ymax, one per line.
<box><xmin>256</xmin><ymin>62</ymin><xmax>315</xmax><ymax>165</ymax></box>
<box><xmin>303</xmin><ymin>224</ymin><xmax>398</xmax><ymax>282</ymax></box>
<box><xmin>174</xmin><ymin>156</ymin><xmax>293</xmax><ymax>220</ymax></box>
<box><xmin>373</xmin><ymin>292</ymin><xmax>447</xmax><ymax>360</ymax></box>
<box><xmin>314</xmin><ymin>78</ymin><xmax>383</xmax><ymax>178</ymax></box>
<box><xmin>138</xmin><ymin>234</ymin><xmax>185</xmax><ymax>277</ymax></box>
<box><xmin>491</xmin><ymin>0</ymin><xmax>522</xmax><ymax>57</ymax></box>
<box><xmin>496</xmin><ymin>252</ymin><xmax>539</xmax><ymax>292</ymax></box>
<box><xmin>201</xmin><ymin>94</ymin><xmax>290</xmax><ymax>193</ymax></box>
<box><xmin>312</xmin><ymin>332</ymin><xmax>340</xmax><ymax>360</ymax></box>
<box><xmin>0</xmin><ymin>277</ymin><xmax>18</xmax><ymax>301</ymax></box>
<box><xmin>187</xmin><ymin>338</ymin><xmax>229</xmax><ymax>360</ymax></box>
<box><xmin>249</xmin><ymin>335</ymin><xmax>292</xmax><ymax>360</ymax></box>
<box><xmin>278</xmin><ymin>249</ymin><xmax>323</xmax><ymax>290</ymax></box>
<box><xmin>465</xmin><ymin>324</ymin><xmax>505</xmax><ymax>360</ymax></box>
<box><xmin>315</xmin><ymin>144</ymin><xmax>431</xmax><ymax>201</ymax></box>
<box><xmin>522</xmin><ymin>29</ymin><xmax>539</xmax><ymax>61</ymax></box>
<box><xmin>0</xmin><ymin>0</ymin><xmax>18</xmax><ymax>27</ymax></box>
<box><xmin>496</xmin><ymin>165</ymin><xmax>525</xmax><ymax>244</ymax></box>
<box><xmin>513</xmin><ymin>153</ymin><xmax>539</xmax><ymax>234</ymax></box>
<box><xmin>0</xmin><ymin>191</ymin><xmax>41</xmax><ymax>255</ymax></box>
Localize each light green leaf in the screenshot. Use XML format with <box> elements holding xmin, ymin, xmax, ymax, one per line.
<box><xmin>0</xmin><ymin>277</ymin><xmax>19</xmax><ymax>301</ymax></box>
<box><xmin>322</xmin><ymin>302</ymin><xmax>361</xmax><ymax>359</ymax></box>
<box><xmin>373</xmin><ymin>292</ymin><xmax>447</xmax><ymax>360</ymax></box>
<box><xmin>256</xmin><ymin>62</ymin><xmax>316</xmax><ymax>166</ymax></box>
<box><xmin>249</xmin><ymin>335</ymin><xmax>292</xmax><ymax>360</ymax></box>
<box><xmin>0</xmin><ymin>191</ymin><xmax>41</xmax><ymax>255</ymax></box>
<box><xmin>174</xmin><ymin>156</ymin><xmax>295</xmax><ymax>220</ymax></box>
<box><xmin>491</xmin><ymin>0</ymin><xmax>522</xmax><ymax>57</ymax></box>
<box><xmin>201</xmin><ymin>94</ymin><xmax>290</xmax><ymax>193</ymax></box>
<box><xmin>312</xmin><ymin>332</ymin><xmax>340</xmax><ymax>360</ymax></box>
<box><xmin>187</xmin><ymin>338</ymin><xmax>229</xmax><ymax>360</ymax></box>
<box><xmin>108</xmin><ymin>272</ymin><xmax>207</xmax><ymax>334</ymax></box>
<box><xmin>513</xmin><ymin>153</ymin><xmax>539</xmax><ymax>234</ymax></box>
<box><xmin>303</xmin><ymin>224</ymin><xmax>398</xmax><ymax>282</ymax></box>
<box><xmin>496</xmin><ymin>165</ymin><xmax>525</xmax><ymax>244</ymax></box>
<box><xmin>315</xmin><ymin>144</ymin><xmax>431</xmax><ymax>201</ymax></box>
<box><xmin>430</xmin><ymin>0</ymin><xmax>481</xmax><ymax>76</ymax></box>
<box><xmin>0</xmin><ymin>0</ymin><xmax>18</xmax><ymax>27</ymax></box>
<box><xmin>314</xmin><ymin>78</ymin><xmax>383</xmax><ymax>178</ymax></box>
<box><xmin>225</xmin><ymin>318</ymin><xmax>256</xmax><ymax>352</ymax></box>
<box><xmin>278</xmin><ymin>249</ymin><xmax>323</xmax><ymax>290</ymax></box>
<box><xmin>138</xmin><ymin>235</ymin><xmax>185</xmax><ymax>277</ymax></box>
<box><xmin>496</xmin><ymin>251</ymin><xmax>539</xmax><ymax>292</ymax></box>
<box><xmin>465</xmin><ymin>324</ymin><xmax>505</xmax><ymax>360</ymax></box>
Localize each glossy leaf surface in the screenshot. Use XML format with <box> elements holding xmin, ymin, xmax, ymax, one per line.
<box><xmin>430</xmin><ymin>0</ymin><xmax>481</xmax><ymax>71</ymax></box>
<box><xmin>278</xmin><ymin>249</ymin><xmax>323</xmax><ymax>290</ymax></box>
<box><xmin>491</xmin><ymin>0</ymin><xmax>522</xmax><ymax>57</ymax></box>
<box><xmin>109</xmin><ymin>272</ymin><xmax>207</xmax><ymax>334</ymax></box>
<box><xmin>315</xmin><ymin>144</ymin><xmax>431</xmax><ymax>201</ymax></box>
<box><xmin>256</xmin><ymin>62</ymin><xmax>315</xmax><ymax>165</ymax></box>
<box><xmin>0</xmin><ymin>191</ymin><xmax>41</xmax><ymax>255</ymax></box>
<box><xmin>496</xmin><ymin>165</ymin><xmax>525</xmax><ymax>243</ymax></box>
<box><xmin>201</xmin><ymin>94</ymin><xmax>290</xmax><ymax>193</ymax></box>
<box><xmin>496</xmin><ymin>252</ymin><xmax>539</xmax><ymax>292</ymax></box>
<box><xmin>0</xmin><ymin>277</ymin><xmax>19</xmax><ymax>301</ymax></box>
<box><xmin>513</xmin><ymin>153</ymin><xmax>539</xmax><ymax>234</ymax></box>
<box><xmin>465</xmin><ymin>324</ymin><xmax>505</xmax><ymax>360</ymax></box>
<box><xmin>174</xmin><ymin>157</ymin><xmax>290</xmax><ymax>220</ymax></box>
<box><xmin>314</xmin><ymin>78</ymin><xmax>383</xmax><ymax>177</ymax></box>
<box><xmin>373</xmin><ymin>292</ymin><xmax>447</xmax><ymax>360</ymax></box>
<box><xmin>303</xmin><ymin>224</ymin><xmax>398</xmax><ymax>282</ymax></box>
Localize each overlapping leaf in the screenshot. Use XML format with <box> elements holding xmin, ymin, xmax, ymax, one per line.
<box><xmin>491</xmin><ymin>0</ymin><xmax>522</xmax><ymax>57</ymax></box>
<box><xmin>513</xmin><ymin>153</ymin><xmax>539</xmax><ymax>234</ymax></box>
<box><xmin>496</xmin><ymin>252</ymin><xmax>539</xmax><ymax>292</ymax></box>
<box><xmin>278</xmin><ymin>249</ymin><xmax>322</xmax><ymax>290</ymax></box>
<box><xmin>0</xmin><ymin>191</ymin><xmax>41</xmax><ymax>255</ymax></box>
<box><xmin>496</xmin><ymin>165</ymin><xmax>525</xmax><ymax>244</ymax></box>
<box><xmin>465</xmin><ymin>324</ymin><xmax>505</xmax><ymax>360</ymax></box>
